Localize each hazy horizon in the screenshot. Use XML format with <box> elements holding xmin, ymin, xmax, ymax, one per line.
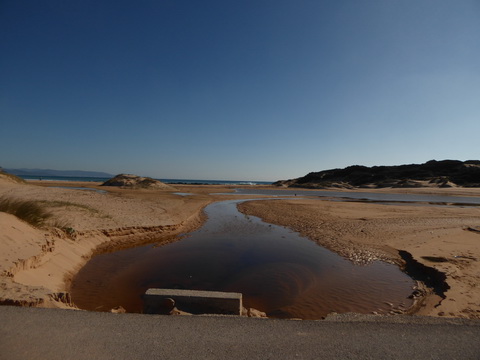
<box><xmin>1</xmin><ymin>1</ymin><xmax>479</xmax><ymax>181</ymax></box>
<box><xmin>5</xmin><ymin>158</ymin><xmax>479</xmax><ymax>183</ymax></box>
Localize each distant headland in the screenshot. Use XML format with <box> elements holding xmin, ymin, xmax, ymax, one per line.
<box><xmin>274</xmin><ymin>160</ymin><xmax>480</xmax><ymax>189</ymax></box>
<box><xmin>3</xmin><ymin>168</ymin><xmax>113</xmax><ymax>178</ymax></box>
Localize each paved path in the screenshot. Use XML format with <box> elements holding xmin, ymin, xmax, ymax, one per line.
<box><xmin>1</xmin><ymin>306</ymin><xmax>480</xmax><ymax>359</ymax></box>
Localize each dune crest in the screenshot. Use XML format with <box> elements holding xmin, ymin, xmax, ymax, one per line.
<box><xmin>102</xmin><ymin>174</ymin><xmax>175</xmax><ymax>190</ymax></box>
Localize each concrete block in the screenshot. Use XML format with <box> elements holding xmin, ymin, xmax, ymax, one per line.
<box><xmin>143</xmin><ymin>288</ymin><xmax>243</xmax><ymax>315</ymax></box>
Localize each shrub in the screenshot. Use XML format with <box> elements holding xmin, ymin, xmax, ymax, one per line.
<box><xmin>0</xmin><ymin>197</ymin><xmax>52</xmax><ymax>228</ymax></box>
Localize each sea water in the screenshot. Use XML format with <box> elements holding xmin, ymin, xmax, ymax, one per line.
<box><xmin>20</xmin><ymin>175</ymin><xmax>272</xmax><ymax>185</ymax></box>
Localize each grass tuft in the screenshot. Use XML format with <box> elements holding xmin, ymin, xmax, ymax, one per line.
<box><xmin>0</xmin><ymin>197</ymin><xmax>52</xmax><ymax>227</ymax></box>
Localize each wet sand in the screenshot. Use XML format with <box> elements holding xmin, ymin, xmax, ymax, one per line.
<box><xmin>1</xmin><ymin>177</ymin><xmax>479</xmax><ymax>319</ymax></box>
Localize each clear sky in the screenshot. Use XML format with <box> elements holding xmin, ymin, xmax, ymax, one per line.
<box><xmin>1</xmin><ymin>1</ymin><xmax>479</xmax><ymax>181</ymax></box>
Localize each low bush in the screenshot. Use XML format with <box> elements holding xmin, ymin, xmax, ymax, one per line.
<box><xmin>0</xmin><ymin>197</ymin><xmax>52</xmax><ymax>228</ymax></box>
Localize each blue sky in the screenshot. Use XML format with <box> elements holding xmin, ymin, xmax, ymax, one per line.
<box><xmin>1</xmin><ymin>1</ymin><xmax>479</xmax><ymax>181</ymax></box>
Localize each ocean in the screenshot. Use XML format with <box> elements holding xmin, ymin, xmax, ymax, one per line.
<box><xmin>19</xmin><ymin>175</ymin><xmax>272</xmax><ymax>186</ymax></box>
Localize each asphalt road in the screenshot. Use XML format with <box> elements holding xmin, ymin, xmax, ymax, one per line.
<box><xmin>1</xmin><ymin>306</ymin><xmax>480</xmax><ymax>359</ymax></box>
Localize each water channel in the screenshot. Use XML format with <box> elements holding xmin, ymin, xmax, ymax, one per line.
<box><xmin>71</xmin><ymin>199</ymin><xmax>415</xmax><ymax>319</ymax></box>
<box><xmin>233</xmin><ymin>188</ymin><xmax>480</xmax><ymax>206</ymax></box>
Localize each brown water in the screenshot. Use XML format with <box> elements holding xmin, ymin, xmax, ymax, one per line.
<box><xmin>70</xmin><ymin>199</ymin><xmax>415</xmax><ymax>319</ymax></box>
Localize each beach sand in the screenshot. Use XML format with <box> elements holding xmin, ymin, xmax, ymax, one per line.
<box><xmin>1</xmin><ymin>178</ymin><xmax>479</xmax><ymax>319</ymax></box>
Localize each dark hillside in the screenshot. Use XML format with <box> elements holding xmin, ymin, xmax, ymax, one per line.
<box><xmin>274</xmin><ymin>160</ymin><xmax>480</xmax><ymax>189</ymax></box>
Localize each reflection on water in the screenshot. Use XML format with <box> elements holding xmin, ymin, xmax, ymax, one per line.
<box><xmin>71</xmin><ymin>200</ymin><xmax>414</xmax><ymax>319</ymax></box>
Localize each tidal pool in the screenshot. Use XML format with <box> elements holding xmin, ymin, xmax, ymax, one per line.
<box><xmin>70</xmin><ymin>200</ymin><xmax>415</xmax><ymax>319</ymax></box>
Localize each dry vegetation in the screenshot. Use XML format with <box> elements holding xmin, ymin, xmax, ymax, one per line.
<box><xmin>0</xmin><ymin>170</ymin><xmax>26</xmax><ymax>184</ymax></box>
<box><xmin>0</xmin><ymin>197</ymin><xmax>52</xmax><ymax>228</ymax></box>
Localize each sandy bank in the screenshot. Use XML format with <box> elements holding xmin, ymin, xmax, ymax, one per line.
<box><xmin>0</xmin><ymin>180</ymin><xmax>241</xmax><ymax>308</ymax></box>
<box><xmin>238</xmin><ymin>194</ymin><xmax>480</xmax><ymax>319</ymax></box>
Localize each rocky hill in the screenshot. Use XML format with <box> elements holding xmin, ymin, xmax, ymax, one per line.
<box><xmin>274</xmin><ymin>160</ymin><xmax>480</xmax><ymax>189</ymax></box>
<box><xmin>101</xmin><ymin>174</ymin><xmax>175</xmax><ymax>190</ymax></box>
<box><xmin>4</xmin><ymin>168</ymin><xmax>113</xmax><ymax>178</ymax></box>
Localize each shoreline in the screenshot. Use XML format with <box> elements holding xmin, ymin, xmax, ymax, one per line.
<box><xmin>1</xmin><ymin>179</ymin><xmax>479</xmax><ymax>319</ymax></box>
